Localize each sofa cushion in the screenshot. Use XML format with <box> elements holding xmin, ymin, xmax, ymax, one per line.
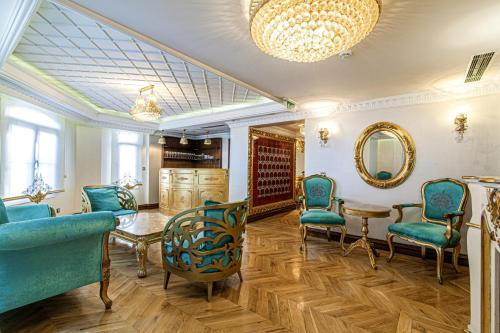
<box><xmin>388</xmin><ymin>222</ymin><xmax>460</xmax><ymax>247</ymax></box>
<box><xmin>6</xmin><ymin>204</ymin><xmax>52</xmax><ymax>222</ymax></box>
<box><xmin>0</xmin><ymin>199</ymin><xmax>9</xmax><ymax>225</ymax></box>
<box><xmin>300</xmin><ymin>210</ymin><xmax>345</xmax><ymax>225</ymax></box>
<box><xmin>85</xmin><ymin>187</ymin><xmax>122</xmax><ymax>212</ymax></box>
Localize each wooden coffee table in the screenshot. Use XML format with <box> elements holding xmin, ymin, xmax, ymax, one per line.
<box><xmin>113</xmin><ymin>211</ymin><xmax>173</xmax><ymax>278</ymax></box>
<box><xmin>342</xmin><ymin>202</ymin><xmax>391</xmax><ymax>269</ymax></box>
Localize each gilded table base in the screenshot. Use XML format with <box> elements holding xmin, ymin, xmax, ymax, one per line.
<box><xmin>111</xmin><ymin>231</ymin><xmax>162</xmax><ymax>278</ymax></box>
<box><xmin>343</xmin><ymin>217</ymin><xmax>380</xmax><ymax>269</ymax></box>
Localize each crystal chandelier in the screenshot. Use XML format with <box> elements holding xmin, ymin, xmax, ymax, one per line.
<box><xmin>249</xmin><ymin>0</ymin><xmax>381</xmax><ymax>63</ymax></box>
<box><xmin>23</xmin><ymin>161</ymin><xmax>52</xmax><ymax>204</ymax></box>
<box><xmin>129</xmin><ymin>85</ymin><xmax>161</xmax><ymax>121</ymax></box>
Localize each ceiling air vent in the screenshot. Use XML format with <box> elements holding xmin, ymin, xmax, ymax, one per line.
<box><xmin>465</xmin><ymin>52</ymin><xmax>495</xmax><ymax>83</ymax></box>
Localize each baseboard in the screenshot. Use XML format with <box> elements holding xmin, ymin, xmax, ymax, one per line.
<box><xmin>306</xmin><ymin>228</ymin><xmax>469</xmax><ymax>267</ymax></box>
<box><xmin>248</xmin><ymin>204</ymin><xmax>297</xmax><ymax>222</ymax></box>
<box><xmin>138</xmin><ymin>203</ymin><xmax>159</xmax><ymax>210</ymax></box>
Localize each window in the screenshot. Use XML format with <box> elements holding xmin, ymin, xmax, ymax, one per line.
<box><xmin>0</xmin><ymin>101</ymin><xmax>64</xmax><ymax>197</ymax></box>
<box><xmin>112</xmin><ymin>130</ymin><xmax>143</xmax><ymax>181</ymax></box>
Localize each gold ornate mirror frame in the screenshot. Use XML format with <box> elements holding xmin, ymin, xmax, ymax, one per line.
<box><xmin>354</xmin><ymin>122</ymin><xmax>416</xmax><ymax>189</ymax></box>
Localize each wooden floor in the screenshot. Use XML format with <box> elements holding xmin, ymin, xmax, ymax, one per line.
<box><xmin>0</xmin><ymin>211</ymin><xmax>470</xmax><ymax>333</ymax></box>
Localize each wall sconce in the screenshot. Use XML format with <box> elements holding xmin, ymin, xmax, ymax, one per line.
<box><xmin>318</xmin><ymin>128</ymin><xmax>330</xmax><ymax>146</ymax></box>
<box><xmin>454</xmin><ymin>113</ymin><xmax>468</xmax><ymax>142</ymax></box>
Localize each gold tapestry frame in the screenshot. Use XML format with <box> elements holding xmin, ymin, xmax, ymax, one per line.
<box><xmin>247</xmin><ymin>128</ymin><xmax>296</xmax><ymax>215</ymax></box>
<box><xmin>354</xmin><ymin>122</ymin><xmax>416</xmax><ymax>189</ymax></box>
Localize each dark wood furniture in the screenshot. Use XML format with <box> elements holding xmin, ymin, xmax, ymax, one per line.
<box><xmin>160</xmin><ymin>136</ymin><xmax>222</xmax><ymax>169</ymax></box>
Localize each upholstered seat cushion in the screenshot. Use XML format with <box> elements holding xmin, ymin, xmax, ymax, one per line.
<box><xmin>388</xmin><ymin>222</ymin><xmax>460</xmax><ymax>247</ymax></box>
<box><xmin>111</xmin><ymin>209</ymin><xmax>137</xmax><ymax>217</ymax></box>
<box><xmin>0</xmin><ymin>199</ymin><xmax>9</xmax><ymax>225</ymax></box>
<box><xmin>84</xmin><ymin>187</ymin><xmax>122</xmax><ymax>212</ymax></box>
<box><xmin>300</xmin><ymin>210</ymin><xmax>345</xmax><ymax>225</ymax></box>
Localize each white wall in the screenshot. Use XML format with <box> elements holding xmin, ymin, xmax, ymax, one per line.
<box><xmin>305</xmin><ymin>94</ymin><xmax>500</xmax><ymax>253</ymax></box>
<box><xmin>221</xmin><ymin>137</ymin><xmax>230</xmax><ymax>169</ymax></box>
<box><xmin>148</xmin><ymin>135</ymin><xmax>163</xmax><ymax>205</ymax></box>
<box><xmin>228</xmin><ymin>126</ymin><xmax>249</xmax><ymax>201</ymax></box>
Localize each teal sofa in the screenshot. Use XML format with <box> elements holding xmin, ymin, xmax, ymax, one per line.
<box><xmin>82</xmin><ymin>185</ymin><xmax>138</xmax><ymax>217</ymax></box>
<box><xmin>0</xmin><ymin>199</ymin><xmax>116</xmax><ymax>313</ymax></box>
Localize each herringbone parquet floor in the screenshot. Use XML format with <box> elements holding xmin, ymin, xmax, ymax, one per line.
<box><xmin>0</xmin><ymin>211</ymin><xmax>470</xmax><ymax>333</ymax></box>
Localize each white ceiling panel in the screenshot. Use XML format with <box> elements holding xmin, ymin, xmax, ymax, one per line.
<box><xmin>12</xmin><ymin>1</ymin><xmax>270</xmax><ymax>117</ymax></box>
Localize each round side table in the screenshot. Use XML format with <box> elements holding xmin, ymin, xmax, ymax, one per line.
<box><xmin>342</xmin><ymin>203</ymin><xmax>391</xmax><ymax>269</ymax></box>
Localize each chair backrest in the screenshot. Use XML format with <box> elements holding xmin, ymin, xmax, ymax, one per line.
<box><xmin>162</xmin><ymin>200</ymin><xmax>248</xmax><ymax>277</ymax></box>
<box><xmin>302</xmin><ymin>174</ymin><xmax>335</xmax><ymax>210</ymax></box>
<box><xmin>421</xmin><ymin>178</ymin><xmax>468</xmax><ymax>227</ymax></box>
<box><xmin>82</xmin><ymin>185</ymin><xmax>137</xmax><ymax>213</ymax></box>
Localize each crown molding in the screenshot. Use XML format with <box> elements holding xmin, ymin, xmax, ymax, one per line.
<box><xmin>159</xmin><ymin>101</ymin><xmax>287</xmax><ymax>130</ymax></box>
<box><xmin>0</xmin><ymin>0</ymin><xmax>41</xmax><ymax>67</ymax></box>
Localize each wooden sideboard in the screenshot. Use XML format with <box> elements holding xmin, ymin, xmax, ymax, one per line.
<box><xmin>159</xmin><ymin>168</ymin><xmax>229</xmax><ymax>212</ymax></box>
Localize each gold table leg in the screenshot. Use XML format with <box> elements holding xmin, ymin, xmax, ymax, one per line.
<box><xmin>343</xmin><ymin>217</ymin><xmax>378</xmax><ymax>269</ymax></box>
<box><xmin>136</xmin><ymin>237</ymin><xmax>148</xmax><ymax>278</ymax></box>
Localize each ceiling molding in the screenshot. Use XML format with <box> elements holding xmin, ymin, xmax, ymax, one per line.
<box><xmin>49</xmin><ymin>0</ymin><xmax>285</xmax><ymax>106</ymax></box>
<box><xmin>338</xmin><ymin>80</ymin><xmax>500</xmax><ymax>113</ymax></box>
<box><xmin>160</xmin><ymin>101</ymin><xmax>287</xmax><ymax>130</ymax></box>
<box><xmin>0</xmin><ymin>0</ymin><xmax>41</xmax><ymax>67</ymax></box>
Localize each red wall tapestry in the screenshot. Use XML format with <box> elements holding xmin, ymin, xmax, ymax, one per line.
<box><xmin>250</xmin><ymin>129</ymin><xmax>296</xmax><ymax>214</ymax></box>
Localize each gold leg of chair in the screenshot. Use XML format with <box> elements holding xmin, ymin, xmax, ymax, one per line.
<box><xmin>421</xmin><ymin>246</ymin><xmax>426</xmax><ymax>259</ymax></box>
<box><xmin>299</xmin><ymin>224</ymin><xmax>307</xmax><ymax>251</ymax></box>
<box><xmin>237</xmin><ymin>270</ymin><xmax>243</xmax><ymax>282</ymax></box>
<box><xmin>436</xmin><ymin>247</ymin><xmax>444</xmax><ymax>284</ymax></box>
<box><xmin>326</xmin><ymin>227</ymin><xmax>331</xmax><ymax>242</ymax></box>
<box><xmin>163</xmin><ymin>270</ymin><xmax>171</xmax><ymax>290</ymax></box>
<box><xmin>339</xmin><ymin>225</ymin><xmax>347</xmax><ymax>251</ymax></box>
<box><xmin>100</xmin><ymin>233</ymin><xmax>112</xmax><ymax>310</ymax></box>
<box><xmin>207</xmin><ymin>282</ymin><xmax>213</xmax><ymax>302</ymax></box>
<box><xmin>386</xmin><ymin>233</ymin><xmax>395</xmax><ymax>263</ymax></box>
<box><xmin>452</xmin><ymin>244</ymin><xmax>461</xmax><ymax>273</ymax></box>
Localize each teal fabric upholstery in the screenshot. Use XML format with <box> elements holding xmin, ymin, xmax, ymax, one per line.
<box><xmin>0</xmin><ymin>199</ymin><xmax>8</xmax><ymax>225</ymax></box>
<box><xmin>423</xmin><ymin>181</ymin><xmax>465</xmax><ymax>222</ymax></box>
<box><xmin>0</xmin><ymin>211</ymin><xmax>116</xmax><ymax>313</ymax></box>
<box><xmin>388</xmin><ymin>222</ymin><xmax>460</xmax><ymax>247</ymax></box>
<box><xmin>300</xmin><ymin>210</ymin><xmax>345</xmax><ymax>225</ymax></box>
<box><xmin>84</xmin><ymin>187</ymin><xmax>122</xmax><ymax>212</ymax></box>
<box><xmin>376</xmin><ymin>171</ymin><xmax>392</xmax><ymax>180</ymax></box>
<box><xmin>112</xmin><ymin>209</ymin><xmax>137</xmax><ymax>217</ymax></box>
<box><xmin>6</xmin><ymin>204</ymin><xmax>52</xmax><ymax>222</ymax></box>
<box><xmin>303</xmin><ymin>177</ymin><xmax>333</xmax><ymax>208</ymax></box>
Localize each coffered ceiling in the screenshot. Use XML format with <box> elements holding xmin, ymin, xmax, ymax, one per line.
<box><xmin>71</xmin><ymin>0</ymin><xmax>500</xmax><ymax>105</ymax></box>
<box><xmin>11</xmin><ymin>1</ymin><xmax>274</xmax><ymax>118</ymax></box>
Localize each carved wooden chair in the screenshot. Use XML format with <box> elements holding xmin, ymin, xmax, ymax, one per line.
<box><xmin>299</xmin><ymin>174</ymin><xmax>346</xmax><ymax>251</ymax></box>
<box><xmin>387</xmin><ymin>178</ymin><xmax>469</xmax><ymax>283</ymax></box>
<box><xmin>82</xmin><ymin>185</ymin><xmax>138</xmax><ymax>217</ymax></box>
<box><xmin>162</xmin><ymin>200</ymin><xmax>248</xmax><ymax>301</ymax></box>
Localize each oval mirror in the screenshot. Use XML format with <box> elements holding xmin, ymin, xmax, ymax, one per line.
<box><xmin>354</xmin><ymin>122</ymin><xmax>416</xmax><ymax>188</ymax></box>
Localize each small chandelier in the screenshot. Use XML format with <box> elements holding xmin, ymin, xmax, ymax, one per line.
<box><xmin>129</xmin><ymin>85</ymin><xmax>161</xmax><ymax>121</ymax></box>
<box><xmin>180</xmin><ymin>130</ymin><xmax>188</xmax><ymax>145</ymax></box>
<box><xmin>249</xmin><ymin>0</ymin><xmax>381</xmax><ymax>63</ymax></box>
<box><xmin>204</xmin><ymin>131</ymin><xmax>212</xmax><ymax>145</ymax></box>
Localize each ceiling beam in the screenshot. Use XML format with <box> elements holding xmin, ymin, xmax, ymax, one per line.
<box><xmin>0</xmin><ymin>0</ymin><xmax>42</xmax><ymax>67</ymax></box>
<box><xmin>50</xmin><ymin>0</ymin><xmax>286</xmax><ymax>106</ymax></box>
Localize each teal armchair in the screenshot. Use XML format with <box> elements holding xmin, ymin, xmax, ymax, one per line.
<box><xmin>386</xmin><ymin>178</ymin><xmax>469</xmax><ymax>283</ymax></box>
<box><xmin>0</xmin><ymin>199</ymin><xmax>116</xmax><ymax>313</ymax></box>
<box><xmin>299</xmin><ymin>174</ymin><xmax>346</xmax><ymax>251</ymax></box>
<box><xmin>162</xmin><ymin>200</ymin><xmax>248</xmax><ymax>301</ymax></box>
<box><xmin>82</xmin><ymin>185</ymin><xmax>138</xmax><ymax>217</ymax></box>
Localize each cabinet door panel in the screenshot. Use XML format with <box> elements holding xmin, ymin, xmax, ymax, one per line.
<box><xmin>159</xmin><ymin>189</ymin><xmax>170</xmax><ymax>209</ymax></box>
<box><xmin>198</xmin><ymin>186</ymin><xmax>227</xmax><ymax>204</ymax></box>
<box><xmin>198</xmin><ymin>173</ymin><xmax>226</xmax><ymax>185</ymax></box>
<box><xmin>172</xmin><ymin>172</ymin><xmax>194</xmax><ymax>186</ymax></box>
<box><xmin>171</xmin><ymin>188</ymin><xmax>194</xmax><ymax>210</ymax></box>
